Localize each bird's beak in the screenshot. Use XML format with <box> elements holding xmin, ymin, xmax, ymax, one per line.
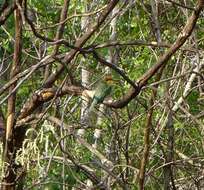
<box><xmin>107</xmin><ymin>79</ymin><xmax>119</xmax><ymax>85</ymax></box>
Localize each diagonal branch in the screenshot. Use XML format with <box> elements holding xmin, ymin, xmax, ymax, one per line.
<box><xmin>0</xmin><ymin>1</ymin><xmax>16</xmax><ymax>25</ymax></box>
<box><xmin>92</xmin><ymin>50</ymin><xmax>139</xmax><ymax>89</ymax></box>
<box><xmin>105</xmin><ymin>0</ymin><xmax>204</xmax><ymax>109</ymax></box>
<box><xmin>43</xmin><ymin>0</ymin><xmax>120</xmax><ymax>88</ymax></box>
<box><xmin>18</xmin><ymin>85</ymin><xmax>85</xmax><ymax>120</ymax></box>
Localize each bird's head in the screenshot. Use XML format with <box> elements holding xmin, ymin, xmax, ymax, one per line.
<box><xmin>104</xmin><ymin>74</ymin><xmax>114</xmax><ymax>84</ymax></box>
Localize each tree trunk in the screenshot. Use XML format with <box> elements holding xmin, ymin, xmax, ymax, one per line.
<box><xmin>2</xmin><ymin>2</ymin><xmax>23</xmax><ymax>189</ymax></box>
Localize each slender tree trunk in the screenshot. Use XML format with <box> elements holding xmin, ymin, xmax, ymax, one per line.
<box><xmin>163</xmin><ymin>82</ymin><xmax>176</xmax><ymax>190</ymax></box>
<box><xmin>139</xmin><ymin>1</ymin><xmax>162</xmax><ymax>189</ymax></box>
<box><xmin>80</xmin><ymin>1</ymin><xmax>90</xmax><ymax>124</ymax></box>
<box><xmin>163</xmin><ymin>112</ymin><xmax>175</xmax><ymax>190</ymax></box>
<box><xmin>105</xmin><ymin>6</ymin><xmax>119</xmax><ymax>189</ymax></box>
<box><xmin>2</xmin><ymin>2</ymin><xmax>23</xmax><ymax>189</ymax></box>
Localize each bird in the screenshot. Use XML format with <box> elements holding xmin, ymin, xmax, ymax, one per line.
<box><xmin>88</xmin><ymin>74</ymin><xmax>113</xmax><ymax>113</ymax></box>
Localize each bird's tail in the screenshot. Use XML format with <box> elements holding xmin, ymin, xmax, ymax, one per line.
<box><xmin>89</xmin><ymin>98</ymin><xmax>98</xmax><ymax>113</ymax></box>
<box><xmin>81</xmin><ymin>98</ymin><xmax>97</xmax><ymax>127</ymax></box>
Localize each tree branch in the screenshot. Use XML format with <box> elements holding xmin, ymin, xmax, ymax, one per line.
<box><xmin>105</xmin><ymin>0</ymin><xmax>204</xmax><ymax>108</ymax></box>
<box><xmin>43</xmin><ymin>0</ymin><xmax>120</xmax><ymax>88</ymax></box>
<box><xmin>18</xmin><ymin>85</ymin><xmax>85</xmax><ymax>120</ymax></box>
<box><xmin>0</xmin><ymin>1</ymin><xmax>16</xmax><ymax>26</ymax></box>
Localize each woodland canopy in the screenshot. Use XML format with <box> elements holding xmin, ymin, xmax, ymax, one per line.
<box><xmin>0</xmin><ymin>0</ymin><xmax>204</xmax><ymax>189</ymax></box>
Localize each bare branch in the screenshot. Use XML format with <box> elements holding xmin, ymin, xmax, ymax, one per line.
<box><xmin>106</xmin><ymin>0</ymin><xmax>204</xmax><ymax>109</ymax></box>
<box><xmin>0</xmin><ymin>1</ymin><xmax>16</xmax><ymax>26</ymax></box>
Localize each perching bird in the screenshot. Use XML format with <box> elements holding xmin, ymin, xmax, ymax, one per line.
<box><xmin>89</xmin><ymin>74</ymin><xmax>113</xmax><ymax>113</ymax></box>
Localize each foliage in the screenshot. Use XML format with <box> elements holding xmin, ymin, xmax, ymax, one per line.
<box><xmin>0</xmin><ymin>0</ymin><xmax>204</xmax><ymax>189</ymax></box>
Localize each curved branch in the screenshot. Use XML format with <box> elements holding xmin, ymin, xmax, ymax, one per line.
<box><xmin>89</xmin><ymin>40</ymin><xmax>196</xmax><ymax>52</ymax></box>
<box><xmin>43</xmin><ymin>0</ymin><xmax>120</xmax><ymax>88</ymax></box>
<box><xmin>105</xmin><ymin>0</ymin><xmax>204</xmax><ymax>109</ymax></box>
<box><xmin>18</xmin><ymin>85</ymin><xmax>85</xmax><ymax>120</ymax></box>
<box><xmin>92</xmin><ymin>50</ymin><xmax>139</xmax><ymax>90</ymax></box>
<box><xmin>0</xmin><ymin>2</ymin><xmax>16</xmax><ymax>25</ymax></box>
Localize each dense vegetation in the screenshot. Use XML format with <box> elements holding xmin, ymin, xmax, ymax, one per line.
<box><xmin>0</xmin><ymin>0</ymin><xmax>204</xmax><ymax>189</ymax></box>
